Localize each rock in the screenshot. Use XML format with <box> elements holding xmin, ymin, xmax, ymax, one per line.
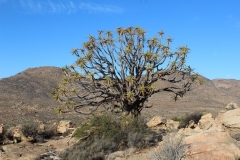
<box><xmin>218</xmin><ymin>109</ymin><xmax>227</xmax><ymax>116</ymax></box>
<box><xmin>41</xmin><ymin>151</ymin><xmax>60</xmax><ymax>160</ymax></box>
<box><xmin>0</xmin><ymin>124</ymin><xmax>3</xmax><ymax>135</ymax></box>
<box><xmin>146</xmin><ymin>116</ymin><xmax>167</xmax><ymax>128</ymax></box>
<box><xmin>184</xmin><ymin>128</ymin><xmax>240</xmax><ymax>160</ymax></box>
<box><xmin>178</xmin><ymin>127</ymin><xmax>201</xmax><ymax>136</ymax></box>
<box><xmin>12</xmin><ymin>125</ymin><xmax>34</xmax><ymax>143</ymax></box>
<box><xmin>184</xmin><ymin>128</ymin><xmax>233</xmax><ymax>144</ymax></box>
<box><xmin>12</xmin><ymin>126</ymin><xmax>24</xmax><ymax>143</ymax></box>
<box><xmin>198</xmin><ymin>113</ymin><xmax>215</xmax><ymax>130</ymax></box>
<box><xmin>186</xmin><ymin>120</ymin><xmax>196</xmax><ymax>129</ymax></box>
<box><xmin>106</xmin><ymin>148</ymin><xmax>136</xmax><ymax>160</ymax></box>
<box><xmin>0</xmin><ymin>146</ymin><xmax>4</xmax><ymax>152</ymax></box>
<box><xmin>57</xmin><ymin>121</ymin><xmax>74</xmax><ymax>134</ymax></box>
<box><xmin>193</xmin><ymin>126</ymin><xmax>202</xmax><ymax>132</ymax></box>
<box><xmin>226</xmin><ymin>102</ymin><xmax>239</xmax><ymax>110</ymax></box>
<box><xmin>185</xmin><ymin>142</ymin><xmax>239</xmax><ymax>160</ymax></box>
<box><xmin>37</xmin><ymin>122</ymin><xmax>45</xmax><ymax>134</ymax></box>
<box><xmin>219</xmin><ymin>108</ymin><xmax>240</xmax><ymax>140</ymax></box>
<box><xmin>166</xmin><ymin>119</ymin><xmax>179</xmax><ymax>130</ymax></box>
<box><xmin>221</xmin><ymin>109</ymin><xmax>240</xmax><ymax>128</ymax></box>
<box><xmin>51</xmin><ymin>122</ymin><xmax>59</xmax><ymax>135</ymax></box>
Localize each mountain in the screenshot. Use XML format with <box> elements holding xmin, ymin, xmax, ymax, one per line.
<box><xmin>0</xmin><ymin>66</ymin><xmax>239</xmax><ymax>124</ymax></box>
<box><xmin>0</xmin><ymin>66</ymin><xmax>62</xmax><ymax>106</ymax></box>
<box><xmin>0</xmin><ymin>67</ymin><xmax>65</xmax><ymax>124</ymax></box>
<box><xmin>144</xmin><ymin>76</ymin><xmax>240</xmax><ymax>118</ymax></box>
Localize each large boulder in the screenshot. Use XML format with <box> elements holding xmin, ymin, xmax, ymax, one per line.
<box><xmin>57</xmin><ymin>120</ymin><xmax>74</xmax><ymax>134</ymax></box>
<box><xmin>198</xmin><ymin>113</ymin><xmax>215</xmax><ymax>130</ymax></box>
<box><xmin>146</xmin><ymin>116</ymin><xmax>167</xmax><ymax>128</ymax></box>
<box><xmin>216</xmin><ymin>108</ymin><xmax>240</xmax><ymax>140</ymax></box>
<box><xmin>184</xmin><ymin>128</ymin><xmax>240</xmax><ymax>160</ymax></box>
<box><xmin>185</xmin><ymin>142</ymin><xmax>239</xmax><ymax>160</ymax></box>
<box><xmin>166</xmin><ymin>119</ymin><xmax>180</xmax><ymax>130</ymax></box>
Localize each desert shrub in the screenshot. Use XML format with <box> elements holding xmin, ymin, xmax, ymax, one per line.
<box><xmin>120</xmin><ymin>115</ymin><xmax>148</xmax><ymax>133</ymax></box>
<box><xmin>172</xmin><ymin>111</ymin><xmax>205</xmax><ymax>129</ymax></box>
<box><xmin>3</xmin><ymin>125</ymin><xmax>15</xmax><ymax>141</ymax></box>
<box><xmin>73</xmin><ymin>113</ymin><xmax>121</xmax><ymax>142</ymax></box>
<box><xmin>21</xmin><ymin>121</ymin><xmax>59</xmax><ymax>142</ymax></box>
<box><xmin>21</xmin><ymin>120</ymin><xmax>39</xmax><ymax>137</ymax></box>
<box><xmin>41</xmin><ymin>124</ymin><xmax>58</xmax><ymax>139</ymax></box>
<box><xmin>60</xmin><ymin>113</ymin><xmax>158</xmax><ymax>160</ymax></box>
<box><xmin>152</xmin><ymin>134</ymin><xmax>189</xmax><ymax>160</ymax></box>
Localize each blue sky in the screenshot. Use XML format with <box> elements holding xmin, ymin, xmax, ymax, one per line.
<box><xmin>0</xmin><ymin>0</ymin><xmax>240</xmax><ymax>80</ymax></box>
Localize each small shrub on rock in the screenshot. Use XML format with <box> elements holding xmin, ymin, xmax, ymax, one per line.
<box><xmin>172</xmin><ymin>111</ymin><xmax>205</xmax><ymax>129</ymax></box>
<box><xmin>152</xmin><ymin>134</ymin><xmax>189</xmax><ymax>160</ymax></box>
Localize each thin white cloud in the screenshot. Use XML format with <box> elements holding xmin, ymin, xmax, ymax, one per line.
<box><xmin>20</xmin><ymin>0</ymin><xmax>76</xmax><ymax>14</ymax></box>
<box><xmin>18</xmin><ymin>0</ymin><xmax>123</xmax><ymax>14</ymax></box>
<box><xmin>79</xmin><ymin>2</ymin><xmax>123</xmax><ymax>14</ymax></box>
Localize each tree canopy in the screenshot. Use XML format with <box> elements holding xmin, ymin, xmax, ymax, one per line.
<box><xmin>52</xmin><ymin>26</ymin><xmax>201</xmax><ymax>117</ymax></box>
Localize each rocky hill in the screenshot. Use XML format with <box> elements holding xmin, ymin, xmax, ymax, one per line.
<box><xmin>0</xmin><ymin>67</ymin><xmax>65</xmax><ymax>125</ymax></box>
<box><xmin>0</xmin><ymin>66</ymin><xmax>239</xmax><ymax>124</ymax></box>
<box><xmin>145</xmin><ymin>76</ymin><xmax>240</xmax><ymax>118</ymax></box>
<box><xmin>0</xmin><ymin>66</ymin><xmax>62</xmax><ymax>106</ymax></box>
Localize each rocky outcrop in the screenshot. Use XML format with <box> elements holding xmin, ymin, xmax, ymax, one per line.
<box><xmin>198</xmin><ymin>113</ymin><xmax>215</xmax><ymax>130</ymax></box>
<box><xmin>216</xmin><ymin>108</ymin><xmax>240</xmax><ymax>141</ymax></box>
<box><xmin>184</xmin><ymin>128</ymin><xmax>240</xmax><ymax>160</ymax></box>
<box><xmin>148</xmin><ymin>105</ymin><xmax>240</xmax><ymax>160</ymax></box>
<box><xmin>12</xmin><ymin>125</ymin><xmax>34</xmax><ymax>143</ymax></box>
<box><xmin>181</xmin><ymin>107</ymin><xmax>240</xmax><ymax>159</ymax></box>
<box><xmin>185</xmin><ymin>141</ymin><xmax>239</xmax><ymax>160</ymax></box>
<box><xmin>166</xmin><ymin>119</ymin><xmax>180</xmax><ymax>130</ymax></box>
<box><xmin>1</xmin><ymin>104</ymin><xmax>240</xmax><ymax>160</ymax></box>
<box><xmin>57</xmin><ymin>120</ymin><xmax>74</xmax><ymax>134</ymax></box>
<box><xmin>146</xmin><ymin>116</ymin><xmax>167</xmax><ymax>128</ymax></box>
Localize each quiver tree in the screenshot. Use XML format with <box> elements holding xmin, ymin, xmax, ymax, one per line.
<box><xmin>52</xmin><ymin>27</ymin><xmax>201</xmax><ymax>117</ymax></box>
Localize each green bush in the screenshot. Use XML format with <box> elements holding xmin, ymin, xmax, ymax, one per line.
<box><xmin>172</xmin><ymin>111</ymin><xmax>205</xmax><ymax>129</ymax></box>
<box><xmin>60</xmin><ymin>113</ymin><xmax>159</xmax><ymax>160</ymax></box>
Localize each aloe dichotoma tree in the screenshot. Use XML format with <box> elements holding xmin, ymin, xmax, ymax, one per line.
<box><xmin>52</xmin><ymin>27</ymin><xmax>200</xmax><ymax>117</ymax></box>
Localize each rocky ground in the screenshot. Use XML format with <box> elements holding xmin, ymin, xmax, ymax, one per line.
<box><xmin>1</xmin><ymin>103</ymin><xmax>240</xmax><ymax>160</ymax></box>
<box><xmin>107</xmin><ymin>102</ymin><xmax>240</xmax><ymax>160</ymax></box>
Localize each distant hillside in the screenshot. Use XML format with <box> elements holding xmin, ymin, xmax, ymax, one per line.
<box><xmin>0</xmin><ymin>66</ymin><xmax>65</xmax><ymax>124</ymax></box>
<box><xmin>0</xmin><ymin>66</ymin><xmax>239</xmax><ymax>124</ymax></box>
<box><xmin>0</xmin><ymin>66</ymin><xmax>62</xmax><ymax>106</ymax></box>
<box><xmin>145</xmin><ymin>76</ymin><xmax>240</xmax><ymax>118</ymax></box>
